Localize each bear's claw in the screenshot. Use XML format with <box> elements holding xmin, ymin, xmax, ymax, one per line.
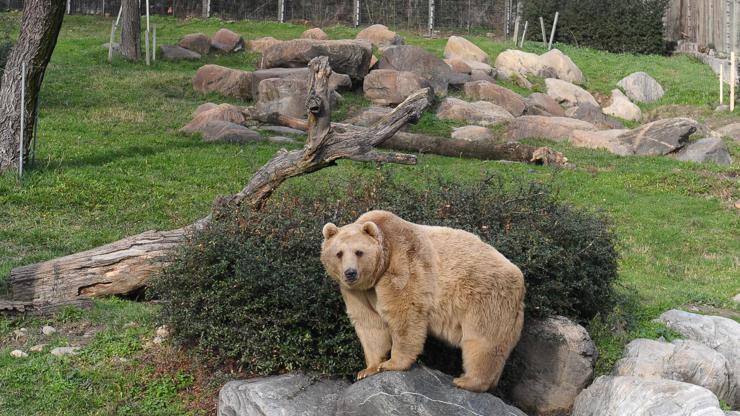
<box><xmin>357</xmin><ymin>366</ymin><xmax>381</xmax><ymax>380</ymax></box>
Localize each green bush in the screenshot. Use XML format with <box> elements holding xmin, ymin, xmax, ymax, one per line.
<box><xmin>152</xmin><ymin>171</ymin><xmax>618</xmax><ymax>376</ymax></box>
<box><xmin>523</xmin><ymin>0</ymin><xmax>672</xmax><ymax>55</ymax></box>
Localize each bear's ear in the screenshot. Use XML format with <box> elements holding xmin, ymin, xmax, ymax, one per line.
<box><xmin>322</xmin><ymin>223</ymin><xmax>339</xmax><ymax>240</ymax></box>
<box><xmin>362</xmin><ymin>222</ymin><xmax>381</xmax><ymax>240</ymax></box>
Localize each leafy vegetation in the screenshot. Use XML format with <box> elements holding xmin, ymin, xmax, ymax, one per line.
<box><xmin>0</xmin><ymin>14</ymin><xmax>737</xmax><ymax>415</ymax></box>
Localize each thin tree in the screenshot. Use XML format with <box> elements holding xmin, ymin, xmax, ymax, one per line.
<box><xmin>120</xmin><ymin>0</ymin><xmax>141</xmax><ymax>60</ymax></box>
<box><xmin>0</xmin><ymin>0</ymin><xmax>65</xmax><ymax>173</ymax></box>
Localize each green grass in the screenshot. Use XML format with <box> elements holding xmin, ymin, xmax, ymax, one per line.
<box><xmin>1</xmin><ymin>14</ymin><xmax>739</xmax><ymax>415</ymax></box>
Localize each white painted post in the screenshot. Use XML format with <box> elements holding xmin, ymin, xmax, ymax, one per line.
<box><xmin>513</xmin><ymin>16</ymin><xmax>520</xmax><ymax>43</ymax></box>
<box><xmin>520</xmin><ymin>20</ymin><xmax>528</xmax><ymax>48</ymax></box>
<box><xmin>540</xmin><ymin>16</ymin><xmax>547</xmax><ymax>47</ymax></box>
<box><xmin>66</xmin><ymin>0</ymin><xmax>71</xmax><ymax>14</ymax></box>
<box><xmin>720</xmin><ymin>64</ymin><xmax>724</xmax><ymax>105</ymax></box>
<box><xmin>731</xmin><ymin>51</ymin><xmax>736</xmax><ymax>112</ymax></box>
<box><xmin>354</xmin><ymin>0</ymin><xmax>359</xmax><ymax>27</ymax></box>
<box><xmin>19</xmin><ymin>62</ymin><xmax>25</xmax><ymax>177</ymax></box>
<box><xmin>145</xmin><ymin>30</ymin><xmax>150</xmax><ymax>65</ymax></box>
<box><xmin>548</xmin><ymin>11</ymin><xmax>559</xmax><ymax>50</ymax></box>
<box><xmin>145</xmin><ymin>0</ymin><xmax>150</xmax><ymax>66</ymax></box>
<box><xmin>278</xmin><ymin>0</ymin><xmax>285</xmax><ymax>23</ymax></box>
<box><xmin>428</xmin><ymin>0</ymin><xmax>434</xmax><ymax>36</ymax></box>
<box><xmin>108</xmin><ymin>18</ymin><xmax>116</xmax><ymax>62</ymax></box>
<box><xmin>115</xmin><ymin>4</ymin><xmax>122</xmax><ymax>26</ymax></box>
<box><xmin>153</xmin><ymin>26</ymin><xmax>157</xmax><ymax>62</ymax></box>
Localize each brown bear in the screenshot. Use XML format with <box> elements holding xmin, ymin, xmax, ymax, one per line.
<box><xmin>320</xmin><ymin>210</ymin><xmax>525</xmax><ymax>392</ymax></box>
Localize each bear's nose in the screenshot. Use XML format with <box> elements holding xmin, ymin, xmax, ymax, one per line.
<box><xmin>344</xmin><ymin>268</ymin><xmax>358</xmax><ymax>282</ymax></box>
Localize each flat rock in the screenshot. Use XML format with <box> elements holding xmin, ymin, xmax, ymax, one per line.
<box><xmin>436</xmin><ymin>97</ymin><xmax>514</xmax><ymax>126</ymax></box>
<box><xmin>566</xmin><ymin>102</ymin><xmax>624</xmax><ymax>129</ymax></box>
<box><xmin>545</xmin><ymin>78</ymin><xmax>599</xmax><ymax>108</ymax></box>
<box><xmin>570</xmin><ymin>129</ymin><xmax>633</xmax><ymax>156</ymax></box>
<box><xmin>716</xmin><ymin>122</ymin><xmax>740</xmax><ymax>141</ymax></box>
<box><xmin>505</xmin><ymin>115</ymin><xmax>595</xmax><ymax>142</ymax></box>
<box><xmin>336</xmin><ymin>365</ymin><xmax>527</xmax><ymax>416</ymax></box>
<box><xmin>444</xmin><ymin>35</ymin><xmax>488</xmax><ymax>63</ymax></box>
<box><xmin>250</xmin><ymin>67</ymin><xmax>351</xmax><ymax>99</ymax></box>
<box><xmin>355</xmin><ymin>24</ymin><xmax>404</xmax><ymax>47</ymax></box>
<box><xmin>51</xmin><ymin>347</ymin><xmax>80</xmax><ymax>357</ymax></box>
<box><xmin>617</xmin><ymin>72</ymin><xmax>664</xmax><ymax>103</ymax></box>
<box><xmin>218</xmin><ymin>373</ymin><xmax>350</xmax><ymax>416</ymax></box>
<box><xmin>525</xmin><ymin>92</ymin><xmax>566</xmax><ymax>117</ymax></box>
<box><xmin>248</xmin><ymin>36</ymin><xmax>281</xmax><ymax>54</ymax></box>
<box><xmin>572</xmin><ymin>376</ymin><xmax>726</xmax><ymax>416</ymax></box>
<box><xmin>301</xmin><ymin>28</ymin><xmax>329</xmax><ymax>40</ymax></box>
<box><xmin>260</xmin><ymin>39</ymin><xmax>372</xmax><ymax>82</ymax></box>
<box><xmin>211</xmin><ymin>28</ymin><xmax>244</xmax><ymax>53</ymax></box>
<box><xmin>603</xmin><ymin>89</ymin><xmax>642</xmax><ymax>121</ymax></box>
<box><xmin>464</xmin><ymin>80</ymin><xmax>526</xmax><ymax>116</ymax></box>
<box><xmin>193</xmin><ymin>64</ymin><xmax>252</xmax><ymax>100</ymax></box>
<box><xmin>613</xmin><ymin>338</ymin><xmax>735</xmax><ymax>406</ymax></box>
<box><xmin>259</xmin><ymin>125</ymin><xmax>306</xmax><ymax>136</ymax></box>
<box><xmin>377</xmin><ymin>45</ymin><xmax>453</xmax><ymax>96</ymax></box>
<box><xmin>363</xmin><ymin>69</ymin><xmax>430</xmax><ymax>106</ymax></box>
<box><xmin>178</xmin><ymin>33</ymin><xmax>211</xmax><ymax>55</ymax></box>
<box><xmin>181</xmin><ymin>103</ymin><xmax>246</xmax><ymax>133</ymax></box>
<box><xmin>506</xmin><ymin>316</ymin><xmax>597</xmax><ymax>416</ymax></box>
<box><xmin>159</xmin><ymin>45</ymin><xmax>201</xmax><ymax>61</ymax></box>
<box><xmin>256</xmin><ymin>77</ymin><xmax>308</xmax><ymax>119</ymax></box>
<box><xmin>676</xmin><ymin>137</ymin><xmax>733</xmax><ymax>165</ymax></box>
<box><xmin>201</xmin><ymin>121</ymin><xmax>263</xmax><ymax>143</ymax></box>
<box><xmin>344</xmin><ymin>106</ymin><xmax>392</xmax><ymax>127</ymax></box>
<box><xmin>616</xmin><ymin>117</ymin><xmax>699</xmax><ymax>156</ymax></box>
<box><xmin>451</xmin><ymin>125</ymin><xmax>494</xmax><ymax>141</ymax></box>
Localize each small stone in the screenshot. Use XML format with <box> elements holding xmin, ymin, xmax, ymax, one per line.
<box><xmin>12</xmin><ymin>328</ymin><xmax>28</xmax><ymax>338</ymax></box>
<box><xmin>10</xmin><ymin>350</ymin><xmax>28</xmax><ymax>358</ymax></box>
<box><xmin>155</xmin><ymin>325</ymin><xmax>170</xmax><ymax>338</ymax></box>
<box><xmin>51</xmin><ymin>347</ymin><xmax>80</xmax><ymax>357</ymax></box>
<box><xmin>152</xmin><ymin>336</ymin><xmax>165</xmax><ymax>345</ymax></box>
<box><xmin>41</xmin><ymin>325</ymin><xmax>57</xmax><ymax>336</ymax></box>
<box><xmin>29</xmin><ymin>344</ymin><xmax>46</xmax><ymax>353</ymax></box>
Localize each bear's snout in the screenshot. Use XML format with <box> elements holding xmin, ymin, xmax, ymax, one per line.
<box><xmin>344</xmin><ymin>268</ymin><xmax>358</xmax><ymax>283</ymax></box>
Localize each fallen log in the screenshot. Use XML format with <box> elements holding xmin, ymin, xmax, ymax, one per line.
<box><xmin>1</xmin><ymin>57</ymin><xmax>431</xmax><ymax>314</ymax></box>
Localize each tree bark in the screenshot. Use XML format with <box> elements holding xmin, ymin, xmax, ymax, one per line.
<box><xmin>0</xmin><ymin>0</ymin><xmax>65</xmax><ymax>173</ymax></box>
<box><xmin>1</xmin><ymin>57</ymin><xmax>431</xmax><ymax>314</ymax></box>
<box><xmin>120</xmin><ymin>0</ymin><xmax>140</xmax><ymax>60</ymax></box>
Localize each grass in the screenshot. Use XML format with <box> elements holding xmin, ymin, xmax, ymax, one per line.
<box><xmin>0</xmin><ymin>14</ymin><xmax>738</xmax><ymax>415</ymax></box>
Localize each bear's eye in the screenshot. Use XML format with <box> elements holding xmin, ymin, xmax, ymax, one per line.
<box><xmin>355</xmin><ymin>250</ymin><xmax>363</xmax><ymax>257</ymax></box>
<box><xmin>336</xmin><ymin>251</ymin><xmax>343</xmax><ymax>259</ymax></box>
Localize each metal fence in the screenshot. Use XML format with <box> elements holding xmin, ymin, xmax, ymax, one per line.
<box><xmin>664</xmin><ymin>0</ymin><xmax>739</xmax><ymax>55</ymax></box>
<box><xmin>1</xmin><ymin>0</ymin><xmax>521</xmax><ymax>35</ymax></box>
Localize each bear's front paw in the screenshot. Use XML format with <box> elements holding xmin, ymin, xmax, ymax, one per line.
<box><xmin>453</xmin><ymin>376</ymin><xmax>489</xmax><ymax>392</ymax></box>
<box><xmin>356</xmin><ymin>366</ymin><xmax>381</xmax><ymax>380</ymax></box>
<box><xmin>377</xmin><ymin>358</ymin><xmax>413</xmax><ymax>372</ymax></box>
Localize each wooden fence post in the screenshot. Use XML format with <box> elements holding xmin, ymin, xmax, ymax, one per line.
<box><xmin>153</xmin><ymin>26</ymin><xmax>157</xmax><ymax>62</ymax></box>
<box><xmin>720</xmin><ymin>64</ymin><xmax>724</xmax><ymax>105</ymax></box>
<box><xmin>540</xmin><ymin>16</ymin><xmax>547</xmax><ymax>47</ymax></box>
<box><xmin>731</xmin><ymin>51</ymin><xmax>736</xmax><ymax>112</ymax></box>
<box><xmin>428</xmin><ymin>0</ymin><xmax>434</xmax><ymax>36</ymax></box>
<box><xmin>548</xmin><ymin>11</ymin><xmax>559</xmax><ymax>50</ymax></box>
<box><xmin>19</xmin><ymin>62</ymin><xmax>25</xmax><ymax>177</ymax></box>
<box><xmin>513</xmin><ymin>16</ymin><xmax>520</xmax><ymax>43</ymax></box>
<box><xmin>354</xmin><ymin>0</ymin><xmax>359</xmax><ymax>27</ymax></box>
<box><xmin>520</xmin><ymin>20</ymin><xmax>528</xmax><ymax>48</ymax></box>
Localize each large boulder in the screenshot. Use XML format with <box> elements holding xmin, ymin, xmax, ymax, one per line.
<box><xmin>572</xmin><ymin>376</ymin><xmax>726</xmax><ymax>416</ymax></box>
<box><xmin>436</xmin><ymin>97</ymin><xmax>514</xmax><ymax>126</ymax></box>
<box><xmin>569</xmin><ymin>129</ymin><xmax>633</xmax><ymax>156</ymax></box>
<box><xmin>603</xmin><ymin>89</ymin><xmax>642</xmax><ymax>121</ymax></box>
<box><xmin>539</xmin><ymin>48</ymin><xmax>585</xmax><ymax>84</ymax></box>
<box><xmin>716</xmin><ymin>122</ymin><xmax>740</xmax><ymax>141</ymax></box>
<box><xmin>494</xmin><ymin>49</ymin><xmax>584</xmax><ymax>83</ymax></box>
<box><xmin>335</xmin><ymin>365</ymin><xmax>527</xmax><ymax>416</ymax></box>
<box><xmin>193</xmin><ymin>65</ymin><xmax>252</xmax><ymax>100</ymax></box>
<box><xmin>260</xmin><ymin>39</ymin><xmax>372</xmax><ymax>83</ymax></box>
<box><xmin>445</xmin><ymin>58</ymin><xmax>473</xmax><ymax>74</ymax></box>
<box><xmin>566</xmin><ymin>102</ymin><xmax>624</xmax><ymax>129</ymax></box>
<box><xmin>218</xmin><ymin>373</ymin><xmax>350</xmax><ymax>416</ymax></box>
<box><xmin>181</xmin><ymin>103</ymin><xmax>245</xmax><ymax>134</ymax></box>
<box><xmin>200</xmin><ymin>121</ymin><xmax>263</xmax><ymax>144</ymax></box>
<box><xmin>256</xmin><ymin>78</ymin><xmax>309</xmax><ymax>119</ymax></box>
<box><xmin>211</xmin><ymin>28</ymin><xmax>244</xmax><ymax>53</ymax></box>
<box><xmin>676</xmin><ymin>138</ymin><xmax>733</xmax><ymax>165</ymax></box>
<box><xmin>249</xmin><ymin>67</ymin><xmax>351</xmax><ymax>99</ymax></box>
<box><xmin>363</xmin><ymin>69</ymin><xmax>430</xmax><ymax>106</ymax></box>
<box><xmin>525</xmin><ymin>92</ymin><xmax>566</xmax><ymax>117</ymax></box>
<box><xmin>301</xmin><ymin>28</ymin><xmax>329</xmax><ymax>40</ymax></box>
<box><xmin>377</xmin><ymin>45</ymin><xmax>453</xmax><ymax>96</ymax></box>
<box><xmin>505</xmin><ymin>116</ymin><xmax>595</xmax><ymax>142</ymax></box>
<box><xmin>248</xmin><ymin>36</ymin><xmax>281</xmax><ymax>54</ymax></box>
<box><xmin>613</xmin><ymin>338</ymin><xmax>735</xmax><ymax>406</ymax></box>
<box><xmin>355</xmin><ymin>24</ymin><xmax>404</xmax><ymax>47</ymax></box>
<box><xmin>617</xmin><ymin>72</ymin><xmax>665</xmax><ymax>103</ymax></box>
<box><xmin>545</xmin><ymin>78</ymin><xmax>599</xmax><ymax>108</ymax></box>
<box><xmin>178</xmin><ymin>33</ymin><xmax>211</xmax><ymax>55</ymax></box>
<box><xmin>444</xmin><ymin>36</ymin><xmax>488</xmax><ymax>63</ymax></box>
<box><xmin>159</xmin><ymin>45</ymin><xmax>201</xmax><ymax>61</ymax></box>
<box><xmin>506</xmin><ymin>316</ymin><xmax>597</xmax><ymax>416</ymax></box>
<box><xmin>463</xmin><ymin>80</ymin><xmax>526</xmax><ymax>116</ymax></box>
<box><xmin>451</xmin><ymin>125</ymin><xmax>494</xmax><ymax>141</ymax></box>
<box><xmin>615</xmin><ymin>118</ymin><xmax>699</xmax><ymax>156</ymax></box>
<box><xmin>344</xmin><ymin>106</ymin><xmax>392</xmax><ymax>127</ymax></box>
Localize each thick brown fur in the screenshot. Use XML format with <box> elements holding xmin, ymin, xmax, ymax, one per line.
<box><xmin>320</xmin><ymin>210</ymin><xmax>525</xmax><ymax>392</ymax></box>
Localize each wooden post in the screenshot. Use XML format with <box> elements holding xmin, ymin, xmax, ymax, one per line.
<box><xmin>353</xmin><ymin>0</ymin><xmax>359</xmax><ymax>26</ymax></box>
<box><xmin>731</xmin><ymin>51</ymin><xmax>736</xmax><ymax>112</ymax></box>
<box><xmin>66</xmin><ymin>0</ymin><xmax>70</xmax><ymax>14</ymax></box>
<box><xmin>145</xmin><ymin>30</ymin><xmax>150</xmax><ymax>66</ymax></box>
<box><xmin>145</xmin><ymin>0</ymin><xmax>150</xmax><ymax>66</ymax></box>
<box><xmin>520</xmin><ymin>20</ymin><xmax>528</xmax><ymax>48</ymax></box>
<box><xmin>19</xmin><ymin>62</ymin><xmax>25</xmax><ymax>177</ymax></box>
<box><xmin>540</xmin><ymin>16</ymin><xmax>547</xmax><ymax>47</ymax></box>
<box><xmin>108</xmin><ymin>18</ymin><xmax>116</xmax><ymax>62</ymax></box>
<box><xmin>513</xmin><ymin>16</ymin><xmax>520</xmax><ymax>43</ymax></box>
<box><xmin>153</xmin><ymin>26</ymin><xmax>157</xmax><ymax>62</ymax></box>
<box><xmin>548</xmin><ymin>11</ymin><xmax>559</xmax><ymax>50</ymax></box>
<box><xmin>278</xmin><ymin>0</ymin><xmax>285</xmax><ymax>23</ymax></box>
<box><xmin>428</xmin><ymin>0</ymin><xmax>434</xmax><ymax>36</ymax></box>
<box><xmin>720</xmin><ymin>64</ymin><xmax>724</xmax><ymax>105</ymax></box>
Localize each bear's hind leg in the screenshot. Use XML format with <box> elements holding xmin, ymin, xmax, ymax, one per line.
<box><xmin>453</xmin><ymin>337</ymin><xmax>503</xmax><ymax>392</ymax></box>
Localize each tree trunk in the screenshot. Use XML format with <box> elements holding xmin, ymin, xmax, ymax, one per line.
<box><xmin>120</xmin><ymin>0</ymin><xmax>140</xmax><ymax>60</ymax></box>
<box><xmin>0</xmin><ymin>0</ymin><xmax>65</xmax><ymax>173</ymax></box>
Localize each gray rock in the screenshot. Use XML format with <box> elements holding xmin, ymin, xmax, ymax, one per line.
<box><xmin>218</xmin><ymin>373</ymin><xmax>350</xmax><ymax>416</ymax></box>
<box><xmin>10</xmin><ymin>350</ymin><xmax>28</xmax><ymax>358</ymax></box>
<box><xmin>259</xmin><ymin>125</ymin><xmax>307</xmax><ymax>136</ymax></box>
<box><xmin>451</xmin><ymin>125</ymin><xmax>494</xmax><ymax>141</ymax></box>
<box><xmin>51</xmin><ymin>347</ymin><xmax>80</xmax><ymax>357</ymax></box>
<box><xmin>505</xmin><ymin>115</ymin><xmax>595</xmax><ymax>142</ymax></box>
<box><xmin>363</xmin><ymin>69</ymin><xmax>430</xmax><ymax>106</ymax></box>
<box><xmin>211</xmin><ymin>28</ymin><xmax>244</xmax><ymax>53</ymax></box>
<box><xmin>260</xmin><ymin>39</ymin><xmax>372</xmax><ymax>83</ymax></box>
<box><xmin>336</xmin><ymin>365</ymin><xmax>527</xmax><ymax>416</ymax></box>
<box><xmin>615</xmin><ymin>118</ymin><xmax>699</xmax><ymax>156</ymax></box>
<box><xmin>181</xmin><ymin>103</ymin><xmax>246</xmax><ymax>134</ymax></box>
<box><xmin>717</xmin><ymin>123</ymin><xmax>740</xmax><ymax>141</ymax></box>
<box><xmin>613</xmin><ymin>338</ymin><xmax>735</xmax><ymax>406</ymax></box>
<box><xmin>676</xmin><ymin>137</ymin><xmax>733</xmax><ymax>165</ymax></box>
<box><xmin>464</xmin><ymin>80</ymin><xmax>526</xmax><ymax>116</ymax></box>
<box><xmin>356</xmin><ymin>24</ymin><xmax>404</xmax><ymax>47</ymax></box>
<box><xmin>494</xmin><ymin>48</ymin><xmax>584</xmax><ymax>84</ymax></box>
<box><xmin>603</xmin><ymin>89</ymin><xmax>642</xmax><ymax>122</ymax></box>
<box><xmin>41</xmin><ymin>325</ymin><xmax>57</xmax><ymax>336</ymax></box>
<box><xmin>436</xmin><ymin>97</ymin><xmax>514</xmax><ymax>126</ymax></box>
<box><xmin>506</xmin><ymin>316</ymin><xmax>597</xmax><ymax>416</ymax></box>
<box><xmin>444</xmin><ymin>36</ymin><xmax>489</xmax><ymax>63</ymax></box>
<box><xmin>659</xmin><ymin>309</ymin><xmax>740</xmax><ymax>407</ymax></box>
<box><xmin>566</xmin><ymin>102</ymin><xmax>624</xmax><ymax>129</ymax></box>
<box><xmin>525</xmin><ymin>92</ymin><xmax>566</xmax><ymax>117</ymax></box>
<box><xmin>618</xmin><ymin>72</ymin><xmax>665</xmax><ymax>103</ymax></box>
<box><xmin>178</xmin><ymin>33</ymin><xmax>211</xmax><ymax>55</ymax></box>
<box><xmin>572</xmin><ymin>376</ymin><xmax>726</xmax><ymax>416</ymax></box>
<box><xmin>200</xmin><ymin>121</ymin><xmax>263</xmax><ymax>144</ymax></box>
<box><xmin>545</xmin><ymin>78</ymin><xmax>599</xmax><ymax>108</ymax></box>
<box><xmin>377</xmin><ymin>45</ymin><xmax>453</xmax><ymax>96</ymax></box>
<box><xmin>267</xmin><ymin>136</ymin><xmax>299</xmax><ymax>144</ymax></box>
<box><xmin>193</xmin><ymin>65</ymin><xmax>252</xmax><ymax>100</ymax></box>
<box><xmin>159</xmin><ymin>45</ymin><xmax>201</xmax><ymax>61</ymax></box>
<box><xmin>470</xmin><ymin>69</ymin><xmax>496</xmax><ymax>83</ymax></box>
<box><xmin>344</xmin><ymin>106</ymin><xmax>393</xmax><ymax>127</ymax></box>
<box><xmin>448</xmin><ymin>72</ymin><xmax>472</xmax><ymax>89</ymax></box>
<box><xmin>256</xmin><ymin>78</ymin><xmax>308</xmax><ymax>119</ymax></box>
<box><xmin>301</xmin><ymin>28</ymin><xmax>329</xmax><ymax>40</ymax></box>
<box><xmin>569</xmin><ymin>129</ymin><xmax>633</xmax><ymax>156</ymax></box>
<box><xmin>250</xmin><ymin>67</ymin><xmax>351</xmax><ymax>99</ymax></box>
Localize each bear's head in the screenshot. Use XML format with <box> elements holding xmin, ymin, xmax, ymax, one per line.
<box><xmin>320</xmin><ymin>221</ymin><xmax>386</xmax><ymax>290</ymax></box>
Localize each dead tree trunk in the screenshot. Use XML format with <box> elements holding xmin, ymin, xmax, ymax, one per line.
<box><xmin>0</xmin><ymin>0</ymin><xmax>65</xmax><ymax>173</ymax></box>
<box><xmin>120</xmin><ymin>0</ymin><xmax>140</xmax><ymax>60</ymax></box>
<box><xmin>1</xmin><ymin>57</ymin><xmax>432</xmax><ymax>314</ymax></box>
